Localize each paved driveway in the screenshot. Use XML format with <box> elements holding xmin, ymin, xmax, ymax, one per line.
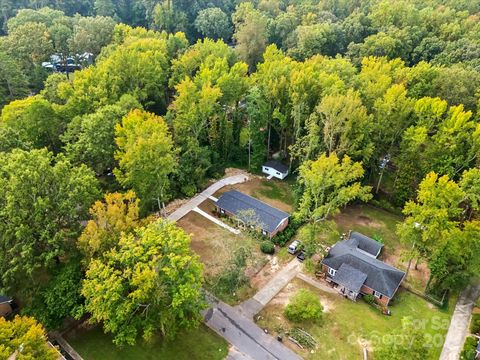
<box><xmin>168</xmin><ymin>174</ymin><xmax>248</xmax><ymax>222</ymax></box>
<box><xmin>440</xmin><ymin>284</ymin><xmax>480</xmax><ymax>360</ymax></box>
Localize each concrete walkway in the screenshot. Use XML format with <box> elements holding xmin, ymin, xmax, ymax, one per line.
<box><xmin>193</xmin><ymin>207</ymin><xmax>240</xmax><ymax>234</ymax></box>
<box><xmin>440</xmin><ymin>284</ymin><xmax>480</xmax><ymax>360</ymax></box>
<box><xmin>204</xmin><ymin>295</ymin><xmax>302</xmax><ymax>360</ymax></box>
<box><xmin>297</xmin><ymin>273</ymin><xmax>338</xmax><ymax>295</ymax></box>
<box><xmin>168</xmin><ymin>174</ymin><xmax>248</xmax><ymax>222</ymax></box>
<box><xmin>237</xmin><ymin>259</ymin><xmax>301</xmax><ymax>319</ymax></box>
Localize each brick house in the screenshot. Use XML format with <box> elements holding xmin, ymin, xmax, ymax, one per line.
<box><xmin>321</xmin><ymin>232</ymin><xmax>405</xmax><ymax>306</ymax></box>
<box><xmin>215</xmin><ymin>190</ymin><xmax>289</xmax><ymax>238</ymax></box>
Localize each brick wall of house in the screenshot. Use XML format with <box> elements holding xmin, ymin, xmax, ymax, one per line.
<box><xmin>360</xmin><ymin>284</ymin><xmax>391</xmax><ymax>306</ymax></box>
<box><xmin>270</xmin><ymin>218</ymin><xmax>289</xmax><ymax>237</ymax></box>
<box><xmin>323</xmin><ymin>264</ymin><xmax>391</xmax><ymax>306</ymax></box>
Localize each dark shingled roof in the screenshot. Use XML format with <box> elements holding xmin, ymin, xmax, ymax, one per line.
<box><xmin>216</xmin><ymin>190</ymin><xmax>289</xmax><ymax>233</ymax></box>
<box><xmin>332</xmin><ymin>263</ymin><xmax>367</xmax><ymax>294</ymax></box>
<box><xmin>321</xmin><ymin>238</ymin><xmax>405</xmax><ymax>298</ymax></box>
<box><xmin>0</xmin><ymin>295</ymin><xmax>12</xmax><ymax>304</ymax></box>
<box><xmin>347</xmin><ymin>232</ymin><xmax>384</xmax><ymax>257</ymax></box>
<box><xmin>263</xmin><ymin>160</ymin><xmax>289</xmax><ymax>174</ymax></box>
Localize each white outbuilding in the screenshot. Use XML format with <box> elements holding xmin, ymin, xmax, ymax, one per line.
<box><xmin>262</xmin><ymin>160</ymin><xmax>289</xmax><ymax>180</ymax></box>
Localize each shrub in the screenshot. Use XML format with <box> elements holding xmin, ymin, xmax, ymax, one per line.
<box><xmin>372</xmin><ymin>234</ymin><xmax>385</xmax><ymax>244</ymax></box>
<box><xmin>470</xmin><ymin>313</ymin><xmax>480</xmax><ymax>334</ymax></box>
<box><xmin>260</xmin><ymin>241</ymin><xmax>275</xmax><ymax>254</ymax></box>
<box><xmin>460</xmin><ymin>336</ymin><xmax>477</xmax><ymax>360</ymax></box>
<box><xmin>364</xmin><ymin>294</ymin><xmax>376</xmax><ymax>305</ymax></box>
<box><xmin>272</xmin><ymin>220</ymin><xmax>301</xmax><ymax>246</ymax></box>
<box><xmin>284</xmin><ymin>289</ymin><xmax>323</xmax><ymax>323</ymax></box>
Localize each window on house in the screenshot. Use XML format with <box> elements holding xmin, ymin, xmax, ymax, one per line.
<box><xmin>328</xmin><ymin>268</ymin><xmax>336</xmax><ymax>276</ymax></box>
<box><xmin>276</xmin><ymin>171</ymin><xmax>281</xmax><ymax>175</ymax></box>
<box><xmin>220</xmin><ymin>209</ymin><xmax>225</xmax><ymax>214</ymax></box>
<box><xmin>373</xmin><ymin>291</ymin><xmax>383</xmax><ymax>299</ymax></box>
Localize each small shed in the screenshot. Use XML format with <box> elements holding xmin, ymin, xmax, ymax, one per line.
<box><xmin>262</xmin><ymin>160</ymin><xmax>289</xmax><ymax>180</ymax></box>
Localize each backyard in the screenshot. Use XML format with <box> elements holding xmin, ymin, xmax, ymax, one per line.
<box><xmin>332</xmin><ymin>204</ymin><xmax>429</xmax><ymax>291</ymax></box>
<box><xmin>64</xmin><ymin>325</ymin><xmax>228</xmax><ymax>360</ymax></box>
<box><xmin>177</xmin><ymin>177</ymin><xmax>296</xmax><ymax>303</ymax></box>
<box><xmin>256</xmin><ymin>278</ymin><xmax>455</xmax><ymax>360</ymax></box>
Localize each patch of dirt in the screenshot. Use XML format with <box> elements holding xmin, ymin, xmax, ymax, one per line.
<box><xmin>163</xmin><ymin>198</ymin><xmax>189</xmax><ymax>216</ymax></box>
<box><xmin>250</xmin><ymin>255</ymin><xmax>282</xmax><ymax>289</ymax></box>
<box><xmin>224</xmin><ymin>167</ymin><xmax>249</xmax><ymax>177</ymax></box>
<box><xmin>382</xmin><ymin>248</ymin><xmax>430</xmax><ymax>290</ymax></box>
<box><xmin>335</xmin><ymin>207</ymin><xmax>383</xmax><ymax>230</ymax></box>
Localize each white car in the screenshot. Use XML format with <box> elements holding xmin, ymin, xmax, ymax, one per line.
<box><xmin>288</xmin><ymin>240</ymin><xmax>300</xmax><ymax>254</ymax></box>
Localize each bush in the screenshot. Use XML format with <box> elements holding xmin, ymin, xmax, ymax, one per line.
<box><xmin>470</xmin><ymin>313</ymin><xmax>480</xmax><ymax>334</ymax></box>
<box><xmin>272</xmin><ymin>220</ymin><xmax>301</xmax><ymax>246</ymax></box>
<box><xmin>260</xmin><ymin>241</ymin><xmax>275</xmax><ymax>254</ymax></box>
<box><xmin>460</xmin><ymin>336</ymin><xmax>477</xmax><ymax>360</ymax></box>
<box><xmin>364</xmin><ymin>294</ymin><xmax>376</xmax><ymax>305</ymax></box>
<box><xmin>284</xmin><ymin>289</ymin><xmax>323</xmax><ymax>323</ymax></box>
<box><xmin>372</xmin><ymin>234</ymin><xmax>385</xmax><ymax>244</ymax></box>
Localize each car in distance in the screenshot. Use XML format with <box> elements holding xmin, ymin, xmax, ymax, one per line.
<box><xmin>288</xmin><ymin>240</ymin><xmax>301</xmax><ymax>254</ymax></box>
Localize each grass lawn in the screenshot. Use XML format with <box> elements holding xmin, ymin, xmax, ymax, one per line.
<box><xmin>332</xmin><ymin>204</ymin><xmax>430</xmax><ymax>291</ymax></box>
<box><xmin>65</xmin><ymin>325</ymin><xmax>228</xmax><ymax>360</ymax></box>
<box><xmin>216</xmin><ymin>177</ymin><xmax>294</xmax><ymax>213</ymax></box>
<box><xmin>256</xmin><ymin>278</ymin><xmax>454</xmax><ymax>360</ymax></box>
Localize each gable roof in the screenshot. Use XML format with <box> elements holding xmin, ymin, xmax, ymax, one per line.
<box><xmin>347</xmin><ymin>232</ymin><xmax>383</xmax><ymax>257</ymax></box>
<box><xmin>332</xmin><ymin>263</ymin><xmax>368</xmax><ymax>294</ymax></box>
<box><xmin>263</xmin><ymin>160</ymin><xmax>289</xmax><ymax>174</ymax></box>
<box><xmin>0</xmin><ymin>295</ymin><xmax>12</xmax><ymax>304</ymax></box>
<box><xmin>321</xmin><ymin>238</ymin><xmax>405</xmax><ymax>298</ymax></box>
<box><xmin>216</xmin><ymin>190</ymin><xmax>289</xmax><ymax>233</ymax></box>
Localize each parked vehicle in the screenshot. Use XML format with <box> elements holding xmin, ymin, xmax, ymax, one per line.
<box><xmin>288</xmin><ymin>240</ymin><xmax>300</xmax><ymax>254</ymax></box>
<box><xmin>296</xmin><ymin>250</ymin><xmax>306</xmax><ymax>262</ymax></box>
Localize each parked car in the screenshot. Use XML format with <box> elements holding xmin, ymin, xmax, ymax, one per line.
<box><xmin>288</xmin><ymin>240</ymin><xmax>301</xmax><ymax>254</ymax></box>
<box><xmin>296</xmin><ymin>250</ymin><xmax>306</xmax><ymax>262</ymax></box>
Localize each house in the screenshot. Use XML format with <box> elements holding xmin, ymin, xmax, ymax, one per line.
<box><xmin>0</xmin><ymin>296</ymin><xmax>13</xmax><ymax>317</ymax></box>
<box><xmin>262</xmin><ymin>160</ymin><xmax>289</xmax><ymax>180</ymax></box>
<box><xmin>321</xmin><ymin>232</ymin><xmax>405</xmax><ymax>306</ymax></box>
<box><xmin>215</xmin><ymin>190</ymin><xmax>289</xmax><ymax>238</ymax></box>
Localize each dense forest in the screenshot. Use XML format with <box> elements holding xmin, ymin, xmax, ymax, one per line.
<box><xmin>0</xmin><ymin>0</ymin><xmax>480</xmax><ymax>357</ymax></box>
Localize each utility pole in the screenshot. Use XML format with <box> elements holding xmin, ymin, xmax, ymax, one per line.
<box><xmin>376</xmin><ymin>154</ymin><xmax>390</xmax><ymax>194</ymax></box>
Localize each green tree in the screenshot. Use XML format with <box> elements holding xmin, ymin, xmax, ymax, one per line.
<box><xmin>94</xmin><ymin>0</ymin><xmax>116</xmax><ymax>17</ymax></box>
<box><xmin>24</xmin><ymin>260</ymin><xmax>84</xmax><ymax>330</ymax></box>
<box><xmin>245</xmin><ymin>86</ymin><xmax>268</xmax><ymax>171</ymax></box>
<box><xmin>1</xmin><ymin>95</ymin><xmax>63</xmax><ymax>151</ymax></box>
<box><xmin>317</xmin><ymin>90</ymin><xmax>373</xmax><ymax>162</ymax></box>
<box><xmin>114</xmin><ymin>110</ymin><xmax>177</xmax><ymax>212</ymax></box>
<box><xmin>81</xmin><ymin>220</ymin><xmax>205</xmax><ymax>345</ymax></box>
<box><xmin>284</xmin><ymin>289</ymin><xmax>323</xmax><ymax>323</ymax></box>
<box><xmin>78</xmin><ymin>191</ymin><xmax>151</xmax><ymax>263</ymax></box>
<box><xmin>233</xmin><ymin>3</ymin><xmax>267</xmax><ymax>71</ymax></box>
<box><xmin>396</xmin><ymin>172</ymin><xmax>465</xmax><ymax>283</ymax></box>
<box><xmin>194</xmin><ymin>7</ymin><xmax>232</xmax><ymax>41</ymax></box>
<box><xmin>70</xmin><ymin>15</ymin><xmax>116</xmax><ymax>56</ymax></box>
<box><xmin>0</xmin><ymin>50</ymin><xmax>29</xmax><ymax>107</ymax></box>
<box><xmin>62</xmin><ymin>95</ymin><xmax>141</xmax><ymax>174</ymax></box>
<box><xmin>0</xmin><ymin>316</ymin><xmax>57</xmax><ymax>360</ymax></box>
<box><xmin>0</xmin><ymin>149</ymin><xmax>99</xmax><ymax>294</ymax></box>
<box><xmin>295</xmin><ymin>153</ymin><xmax>372</xmax><ymax>223</ymax></box>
